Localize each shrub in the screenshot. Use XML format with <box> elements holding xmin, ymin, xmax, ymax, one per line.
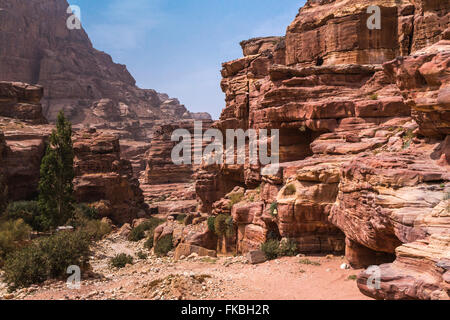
<box><xmin>154</xmin><ymin>234</ymin><xmax>173</xmax><ymax>257</ymax></box>
<box><xmin>128</xmin><ymin>225</ymin><xmax>146</xmax><ymax>242</ymax></box>
<box><xmin>261</xmin><ymin>239</ymin><xmax>280</xmax><ymax>260</ymax></box>
<box><xmin>38</xmin><ymin>231</ymin><xmax>90</xmax><ymax>278</ymax></box>
<box><xmin>227</xmin><ymin>192</ymin><xmax>244</xmax><ymax>209</ymax></box>
<box><xmin>136</xmin><ymin>250</ymin><xmax>148</xmax><ymax>260</ymax></box>
<box><xmin>207</xmin><ymin>216</ymin><xmax>216</xmax><ymax>233</ymax></box>
<box><xmin>128</xmin><ymin>217</ymin><xmax>164</xmax><ymax>242</ymax></box>
<box><xmin>4</xmin><ymin>201</ymin><xmax>43</xmax><ymax>231</ymax></box>
<box><xmin>0</xmin><ymin>219</ymin><xmax>32</xmax><ymax>266</ymax></box>
<box><xmin>284</xmin><ymin>184</ymin><xmax>296</xmax><ymax>196</ymax></box>
<box><xmin>144</xmin><ymin>234</ymin><xmax>154</xmax><ymax>250</ymax></box>
<box><xmin>279</xmin><ymin>238</ymin><xmax>298</xmax><ymax>257</ymax></box>
<box><xmin>269</xmin><ymin>201</ymin><xmax>278</xmax><ymax>217</ymax></box>
<box><xmin>3</xmin><ymin>244</ymin><xmax>48</xmax><ymax>290</ymax></box>
<box><xmin>347</xmin><ymin>275</ymin><xmax>357</xmax><ymax>281</ymax></box>
<box><xmin>81</xmin><ymin>219</ymin><xmax>111</xmax><ymax>241</ymax></box>
<box><xmin>214</xmin><ymin>214</ymin><xmax>233</xmax><ymax>237</ymax></box>
<box><xmin>224</xmin><ymin>216</ymin><xmax>235</xmax><ymax>237</ymax></box>
<box><xmin>369</xmin><ymin>93</ymin><xmax>378</xmax><ymax>100</ymax></box>
<box><xmin>3</xmin><ymin>231</ymin><xmax>91</xmax><ymax>290</ymax></box>
<box><xmin>298</xmin><ymin>258</ymin><xmax>321</xmax><ymax>266</ymax></box>
<box><xmin>74</xmin><ymin>203</ymin><xmax>99</xmax><ymax>220</ymax></box>
<box><xmin>110</xmin><ymin>253</ymin><xmax>133</xmax><ymax>269</ymax></box>
<box><xmin>176</xmin><ymin>214</ymin><xmax>187</xmax><ymax>224</ymax></box>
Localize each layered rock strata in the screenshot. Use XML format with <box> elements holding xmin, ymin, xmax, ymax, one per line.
<box><xmin>193</xmin><ymin>0</ymin><xmax>450</xmax><ymax>299</ymax></box>
<box><xmin>73</xmin><ymin>129</ymin><xmax>147</xmax><ymax>225</ymax></box>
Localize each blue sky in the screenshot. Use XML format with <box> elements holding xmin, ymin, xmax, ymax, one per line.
<box><xmin>71</xmin><ymin>0</ymin><xmax>305</xmax><ymax>119</ymax></box>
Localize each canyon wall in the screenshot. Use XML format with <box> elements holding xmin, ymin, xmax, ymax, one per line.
<box><xmin>0</xmin><ymin>82</ymin><xmax>146</xmax><ymax>225</ymax></box>
<box><xmin>194</xmin><ymin>0</ymin><xmax>450</xmax><ymax>299</ymax></box>
<box><xmin>0</xmin><ymin>0</ymin><xmax>211</xmax><ymax>182</ymax></box>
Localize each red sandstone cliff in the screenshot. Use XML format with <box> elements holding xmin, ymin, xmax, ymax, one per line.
<box><xmin>193</xmin><ymin>0</ymin><xmax>450</xmax><ymax>300</ymax></box>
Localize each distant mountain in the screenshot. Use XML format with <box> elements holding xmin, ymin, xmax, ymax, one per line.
<box><xmin>0</xmin><ymin>0</ymin><xmax>211</xmax><ymax>141</ymax></box>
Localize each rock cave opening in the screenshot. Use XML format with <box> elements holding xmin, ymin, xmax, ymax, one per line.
<box><xmin>278</xmin><ymin>127</ymin><xmax>319</xmax><ymax>163</ymax></box>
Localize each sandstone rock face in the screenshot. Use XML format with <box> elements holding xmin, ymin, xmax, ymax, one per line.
<box><xmin>194</xmin><ymin>0</ymin><xmax>449</xmax><ymax>299</ymax></box>
<box><xmin>0</xmin><ymin>85</ymin><xmax>51</xmax><ymax>200</ymax></box>
<box><xmin>142</xmin><ymin>120</ymin><xmax>213</xmax><ymax>185</ymax></box>
<box><xmin>285</xmin><ymin>0</ymin><xmax>449</xmax><ymax>67</ymax></box>
<box><xmin>73</xmin><ymin>129</ymin><xmax>146</xmax><ymax>225</ymax></box>
<box><xmin>358</xmin><ymin>234</ymin><xmax>450</xmax><ymax>300</ymax></box>
<box><xmin>0</xmin><ymin>82</ymin><xmax>47</xmax><ymax>124</ymax></box>
<box><xmin>0</xmin><ymin>0</ymin><xmax>209</xmax><ymax>131</ymax></box>
<box><xmin>384</xmin><ymin>40</ymin><xmax>450</xmax><ymax>137</ymax></box>
<box><xmin>0</xmin><ymin>0</ymin><xmax>211</xmax><ymax>183</ymax></box>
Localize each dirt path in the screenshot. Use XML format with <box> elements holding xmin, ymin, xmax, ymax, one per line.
<box><xmin>1</xmin><ymin>235</ymin><xmax>370</xmax><ymax>300</ymax></box>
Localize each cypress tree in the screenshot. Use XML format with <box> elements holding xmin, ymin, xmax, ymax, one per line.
<box><xmin>38</xmin><ymin>111</ymin><xmax>74</xmax><ymax>229</ymax></box>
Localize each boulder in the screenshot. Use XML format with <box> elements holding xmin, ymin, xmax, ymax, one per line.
<box><xmin>174</xmin><ymin>243</ymin><xmax>217</xmax><ymax>261</ymax></box>
<box><xmin>246</xmin><ymin>250</ymin><xmax>267</xmax><ymax>265</ymax></box>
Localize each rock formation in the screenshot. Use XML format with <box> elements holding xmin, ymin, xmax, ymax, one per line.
<box><xmin>193</xmin><ymin>0</ymin><xmax>450</xmax><ymax>299</ymax></box>
<box><xmin>0</xmin><ymin>82</ymin><xmax>51</xmax><ymax>200</ymax></box>
<box><xmin>0</xmin><ymin>0</ymin><xmax>211</xmax><ymax>182</ymax></box>
<box><xmin>73</xmin><ymin>128</ymin><xmax>147</xmax><ymax>225</ymax></box>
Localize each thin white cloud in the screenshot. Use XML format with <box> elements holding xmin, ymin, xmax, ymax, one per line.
<box><xmin>89</xmin><ymin>0</ymin><xmax>165</xmax><ymax>51</ymax></box>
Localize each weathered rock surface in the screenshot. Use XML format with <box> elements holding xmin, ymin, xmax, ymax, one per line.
<box><xmin>0</xmin><ymin>82</ymin><xmax>47</xmax><ymax>124</ymax></box>
<box><xmin>0</xmin><ymin>86</ymin><xmax>51</xmax><ymax>200</ymax></box>
<box><xmin>73</xmin><ymin>128</ymin><xmax>147</xmax><ymax>225</ymax></box>
<box><xmin>0</xmin><ymin>0</ymin><xmax>211</xmax><ymax>183</ymax></box>
<box><xmin>358</xmin><ymin>234</ymin><xmax>450</xmax><ymax>300</ymax></box>
<box><xmin>194</xmin><ymin>0</ymin><xmax>450</xmax><ymax>300</ymax></box>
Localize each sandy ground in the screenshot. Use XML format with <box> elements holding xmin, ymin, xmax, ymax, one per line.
<box><xmin>0</xmin><ymin>234</ymin><xmax>370</xmax><ymax>300</ymax></box>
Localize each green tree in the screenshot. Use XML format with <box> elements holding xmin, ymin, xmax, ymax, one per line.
<box><xmin>38</xmin><ymin>111</ymin><xmax>74</xmax><ymax>229</ymax></box>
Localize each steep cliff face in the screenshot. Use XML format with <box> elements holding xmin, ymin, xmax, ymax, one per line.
<box><xmin>73</xmin><ymin>128</ymin><xmax>147</xmax><ymax>225</ymax></box>
<box><xmin>194</xmin><ymin>0</ymin><xmax>450</xmax><ymax>299</ymax></box>
<box><xmin>0</xmin><ymin>0</ymin><xmax>210</xmax><ymax>142</ymax></box>
<box><xmin>0</xmin><ymin>83</ymin><xmax>51</xmax><ymax>200</ymax></box>
<box><xmin>285</xmin><ymin>0</ymin><xmax>449</xmax><ymax>67</ymax></box>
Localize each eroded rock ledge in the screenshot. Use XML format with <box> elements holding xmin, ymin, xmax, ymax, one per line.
<box><xmin>192</xmin><ymin>0</ymin><xmax>450</xmax><ymax>300</ymax></box>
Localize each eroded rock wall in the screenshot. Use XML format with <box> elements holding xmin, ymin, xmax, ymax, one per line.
<box><xmin>194</xmin><ymin>0</ymin><xmax>450</xmax><ymax>299</ymax></box>
<box><xmin>73</xmin><ymin>129</ymin><xmax>147</xmax><ymax>225</ymax></box>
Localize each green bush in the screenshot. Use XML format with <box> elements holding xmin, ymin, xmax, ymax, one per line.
<box><xmin>144</xmin><ymin>234</ymin><xmax>154</xmax><ymax>250</ymax></box>
<box><xmin>279</xmin><ymin>238</ymin><xmax>298</xmax><ymax>257</ymax></box>
<box><xmin>207</xmin><ymin>216</ymin><xmax>216</xmax><ymax>233</ymax></box>
<box><xmin>81</xmin><ymin>219</ymin><xmax>111</xmax><ymax>241</ymax></box>
<box><xmin>0</xmin><ymin>219</ymin><xmax>32</xmax><ymax>266</ymax></box>
<box><xmin>38</xmin><ymin>232</ymin><xmax>90</xmax><ymax>278</ymax></box>
<box><xmin>67</xmin><ymin>210</ymin><xmax>111</xmax><ymax>240</ymax></box>
<box><xmin>128</xmin><ymin>217</ymin><xmax>164</xmax><ymax>242</ymax></box>
<box><xmin>154</xmin><ymin>234</ymin><xmax>173</xmax><ymax>257</ymax></box>
<box><xmin>136</xmin><ymin>250</ymin><xmax>148</xmax><ymax>260</ymax></box>
<box><xmin>298</xmin><ymin>258</ymin><xmax>321</xmax><ymax>266</ymax></box>
<box><xmin>214</xmin><ymin>214</ymin><xmax>228</xmax><ymax>237</ymax></box>
<box><xmin>4</xmin><ymin>201</ymin><xmax>43</xmax><ymax>231</ymax></box>
<box><xmin>269</xmin><ymin>201</ymin><xmax>278</xmax><ymax>217</ymax></box>
<box><xmin>369</xmin><ymin>93</ymin><xmax>378</xmax><ymax>100</ymax></box>
<box><xmin>284</xmin><ymin>184</ymin><xmax>296</xmax><ymax>196</ymax></box>
<box><xmin>128</xmin><ymin>225</ymin><xmax>146</xmax><ymax>242</ymax></box>
<box><xmin>74</xmin><ymin>203</ymin><xmax>99</xmax><ymax>220</ymax></box>
<box><xmin>3</xmin><ymin>231</ymin><xmax>91</xmax><ymax>290</ymax></box>
<box><xmin>224</xmin><ymin>216</ymin><xmax>235</xmax><ymax>237</ymax></box>
<box><xmin>261</xmin><ymin>239</ymin><xmax>280</xmax><ymax>260</ymax></box>
<box><xmin>176</xmin><ymin>214</ymin><xmax>187</xmax><ymax>224</ymax></box>
<box><xmin>3</xmin><ymin>244</ymin><xmax>48</xmax><ymax>290</ymax></box>
<box><xmin>227</xmin><ymin>191</ymin><xmax>244</xmax><ymax>209</ymax></box>
<box><xmin>110</xmin><ymin>253</ymin><xmax>133</xmax><ymax>269</ymax></box>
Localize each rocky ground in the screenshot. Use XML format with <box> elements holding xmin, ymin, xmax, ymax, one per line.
<box><xmin>0</xmin><ymin>232</ymin><xmax>368</xmax><ymax>301</ymax></box>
